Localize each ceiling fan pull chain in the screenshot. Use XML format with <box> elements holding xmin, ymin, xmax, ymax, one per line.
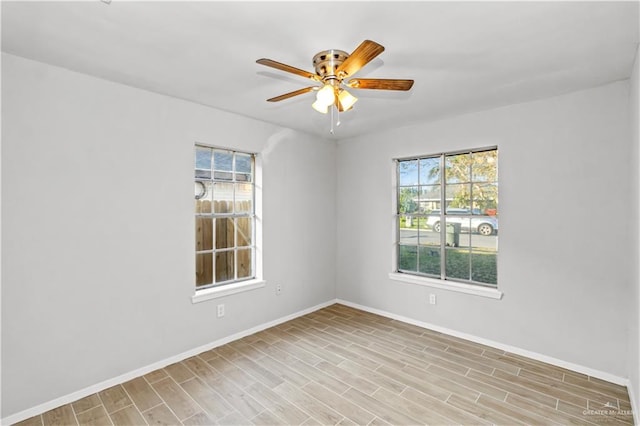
<box><xmin>330</xmin><ymin>106</ymin><xmax>335</xmax><ymax>134</ymax></box>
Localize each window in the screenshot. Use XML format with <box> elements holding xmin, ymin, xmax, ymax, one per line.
<box><xmin>195</xmin><ymin>145</ymin><xmax>255</xmax><ymax>289</ymax></box>
<box><xmin>396</xmin><ymin>148</ymin><xmax>498</xmax><ymax>287</ymax></box>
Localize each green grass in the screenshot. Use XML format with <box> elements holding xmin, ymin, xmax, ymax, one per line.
<box><xmin>399</xmin><ymin>246</ymin><xmax>497</xmax><ymax>285</ymax></box>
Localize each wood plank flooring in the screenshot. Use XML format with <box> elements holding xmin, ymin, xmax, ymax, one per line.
<box><xmin>14</xmin><ymin>304</ymin><xmax>634</xmax><ymax>425</ymax></box>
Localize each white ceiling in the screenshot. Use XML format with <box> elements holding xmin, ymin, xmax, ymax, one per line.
<box><xmin>2</xmin><ymin>1</ymin><xmax>639</xmax><ymax>140</ymax></box>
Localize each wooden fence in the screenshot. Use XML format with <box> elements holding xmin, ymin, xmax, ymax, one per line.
<box><xmin>195</xmin><ymin>200</ymin><xmax>252</xmax><ymax>286</ymax></box>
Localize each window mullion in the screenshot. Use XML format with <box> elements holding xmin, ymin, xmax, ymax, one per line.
<box><xmin>468</xmin><ymin>154</ymin><xmax>473</xmax><ymax>281</ymax></box>
<box><xmin>439</xmin><ymin>154</ymin><xmax>446</xmax><ymax>280</ymax></box>
<box><xmin>212</xmin><ymin>215</ymin><xmax>217</xmax><ymax>283</ymax></box>
<box><xmin>416</xmin><ymin>158</ymin><xmax>420</xmax><ymax>272</ymax></box>
<box><xmin>395</xmin><ymin>160</ymin><xmax>401</xmax><ymax>272</ymax></box>
<box><xmin>232</xmin><ymin>152</ymin><xmax>238</xmax><ymax>282</ymax></box>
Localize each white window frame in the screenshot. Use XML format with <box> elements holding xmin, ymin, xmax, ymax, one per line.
<box><xmin>192</xmin><ymin>144</ymin><xmax>264</xmax><ymax>303</ymax></box>
<box><xmin>390</xmin><ymin>147</ymin><xmax>502</xmax><ymax>300</ymax></box>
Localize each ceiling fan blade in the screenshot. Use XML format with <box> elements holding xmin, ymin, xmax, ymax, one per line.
<box><xmin>266</xmin><ymin>86</ymin><xmax>317</xmax><ymax>102</ymax></box>
<box><xmin>346</xmin><ymin>78</ymin><xmax>414</xmax><ymax>91</ymax></box>
<box><xmin>336</xmin><ymin>40</ymin><xmax>385</xmax><ymax>78</ymax></box>
<box><xmin>257</xmin><ymin>58</ymin><xmax>321</xmax><ymax>81</ymax></box>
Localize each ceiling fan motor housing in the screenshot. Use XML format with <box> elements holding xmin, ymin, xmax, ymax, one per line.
<box><xmin>313</xmin><ymin>49</ymin><xmax>349</xmax><ymax>79</ymax></box>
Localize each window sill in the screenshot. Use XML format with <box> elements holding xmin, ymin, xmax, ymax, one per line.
<box><xmin>192</xmin><ymin>279</ymin><xmax>266</xmax><ymax>304</ymax></box>
<box><xmin>388</xmin><ymin>272</ymin><xmax>503</xmax><ymax>300</ymax></box>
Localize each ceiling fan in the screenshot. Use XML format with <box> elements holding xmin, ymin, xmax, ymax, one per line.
<box><xmin>256</xmin><ymin>40</ymin><xmax>414</xmax><ymax>115</ymax></box>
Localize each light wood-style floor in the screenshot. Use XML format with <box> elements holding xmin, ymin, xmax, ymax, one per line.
<box><xmin>15</xmin><ymin>304</ymin><xmax>634</xmax><ymax>426</ymax></box>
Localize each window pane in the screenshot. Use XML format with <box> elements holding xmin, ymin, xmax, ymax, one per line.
<box><xmin>446</xmin><ymin>183</ymin><xmax>471</xmax><ymax>210</ymax></box>
<box><xmin>472</xmin><ymin>150</ymin><xmax>497</xmax><ymax>182</ymax></box>
<box><xmin>236</xmin><ymin>173</ymin><xmax>252</xmax><ymax>182</ymax></box>
<box><xmin>195</xmin><ymin>181</ymin><xmax>212</xmax><ymax>214</ymax></box>
<box><xmin>418</xmin><ymin>224</ymin><xmax>439</xmax><ymax>247</ymax></box>
<box><xmin>472</xmin><ymin>183</ymin><xmax>498</xmax><ymax>215</ymax></box>
<box><xmin>472</xmin><ymin>253</ymin><xmax>497</xmax><ymax>285</ymax></box>
<box><xmin>235</xmin><ymin>183</ymin><xmax>252</xmax><ymax>213</ymax></box>
<box><xmin>216</xmin><ymin>251</ymin><xmax>235</xmax><ymax>282</ymax></box>
<box><xmin>214</xmin><ymin>150</ymin><xmax>233</xmax><ymax>180</ymax></box>
<box><xmin>214</xmin><ymin>171</ymin><xmax>233</xmax><ymax>180</ymax></box>
<box><xmin>195</xmin><ymin>169</ymin><xmax>211</xmax><ymax>179</ymax></box>
<box><xmin>446</xmin><ymin>248</ymin><xmax>470</xmax><ymax>281</ymax></box>
<box><xmin>399</xmin><ymin>160</ymin><xmax>418</xmax><ymax>186</ymax></box>
<box><xmin>237</xmin><ymin>249</ymin><xmax>252</xmax><ymax>279</ymax></box>
<box><xmin>445</xmin><ymin>218</ymin><xmax>469</xmax><ymax>248</ymax></box>
<box><xmin>213</xmin><ymin>182</ymin><xmax>234</xmax><ymax>213</ymax></box>
<box><xmin>445</xmin><ymin>153</ymin><xmax>470</xmax><ymax>183</ymax></box>
<box><xmin>398</xmin><ymin>245</ymin><xmax>417</xmax><ymax>272</ymax></box>
<box><xmin>418</xmin><ymin>246</ymin><xmax>440</xmax><ymax>276</ymax></box>
<box><xmin>195</xmin><ymin>146</ymin><xmax>212</xmax><ymax>170</ymax></box>
<box><xmin>195</xmin><ymin>217</ymin><xmax>213</xmax><ymax>251</ymax></box>
<box><xmin>473</xmin><ymin>214</ymin><xmax>498</xmax><ymax>237</ymax></box>
<box><xmin>196</xmin><ymin>253</ymin><xmax>213</xmax><ymax>287</ymax></box>
<box><xmin>399</xmin><ymin>217</ymin><xmax>417</xmax><ymax>245</ymax></box>
<box><xmin>235</xmin><ymin>153</ymin><xmax>252</xmax><ymax>174</ymax></box>
<box><xmin>236</xmin><ymin>217</ymin><xmax>252</xmax><ymax>246</ymax></box>
<box><xmin>419</xmin><ymin>157</ymin><xmax>440</xmax><ymax>185</ymax></box>
<box><xmin>215</xmin><ymin>218</ymin><xmax>235</xmax><ymax>249</ymax></box>
<box><xmin>214</xmin><ymin>150</ymin><xmax>233</xmax><ymax>171</ymax></box>
<box><xmin>398</xmin><ymin>187</ymin><xmax>419</xmax><ymax>214</ymax></box>
<box><xmin>471</xmin><ymin>225</ymin><xmax>497</xmax><ymax>285</ymax></box>
<box><xmin>419</xmin><ymin>185</ymin><xmax>440</xmax><ymax>213</ymax></box>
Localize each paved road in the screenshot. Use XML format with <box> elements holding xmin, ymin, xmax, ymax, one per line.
<box><xmin>399</xmin><ymin>228</ymin><xmax>497</xmax><ymax>249</ymax></box>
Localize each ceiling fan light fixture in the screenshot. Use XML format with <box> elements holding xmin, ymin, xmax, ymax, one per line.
<box><xmin>316</xmin><ymin>84</ymin><xmax>335</xmax><ymax>107</ymax></box>
<box><xmin>311</xmin><ymin>100</ymin><xmax>329</xmax><ymax>114</ymax></box>
<box><xmin>338</xmin><ymin>89</ymin><xmax>358</xmax><ymax>111</ymax></box>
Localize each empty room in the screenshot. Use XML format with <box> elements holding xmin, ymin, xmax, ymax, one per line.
<box><xmin>1</xmin><ymin>1</ymin><xmax>639</xmax><ymax>425</ymax></box>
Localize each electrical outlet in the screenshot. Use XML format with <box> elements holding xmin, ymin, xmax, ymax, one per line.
<box><xmin>217</xmin><ymin>304</ymin><xmax>225</xmax><ymax>318</ymax></box>
<box><xmin>276</xmin><ymin>284</ymin><xmax>282</xmax><ymax>295</ymax></box>
<box><xmin>429</xmin><ymin>294</ymin><xmax>437</xmax><ymax>305</ymax></box>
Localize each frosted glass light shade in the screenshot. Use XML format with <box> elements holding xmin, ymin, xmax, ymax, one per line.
<box><xmin>338</xmin><ymin>89</ymin><xmax>358</xmax><ymax>110</ymax></box>
<box><xmin>312</xmin><ymin>100</ymin><xmax>328</xmax><ymax>114</ymax></box>
<box><xmin>316</xmin><ymin>84</ymin><xmax>335</xmax><ymax>106</ymax></box>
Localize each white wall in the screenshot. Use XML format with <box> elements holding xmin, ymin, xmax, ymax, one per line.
<box><xmin>0</xmin><ymin>53</ymin><xmax>336</xmax><ymax>417</ymax></box>
<box><xmin>336</xmin><ymin>80</ymin><xmax>633</xmax><ymax>378</ymax></box>
<box><xmin>630</xmin><ymin>43</ymin><xmax>640</xmax><ymax>420</ymax></box>
<box><xmin>2</xmin><ymin>49</ymin><xmax>638</xmax><ymax>420</ymax></box>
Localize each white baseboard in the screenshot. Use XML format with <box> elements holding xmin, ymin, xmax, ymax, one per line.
<box><xmin>337</xmin><ymin>299</ymin><xmax>630</xmax><ymax>387</ymax></box>
<box><xmin>1</xmin><ymin>299</ymin><xmax>337</xmax><ymax>426</ymax></box>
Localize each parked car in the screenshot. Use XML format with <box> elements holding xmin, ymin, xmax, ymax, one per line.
<box><xmin>426</xmin><ymin>208</ymin><xmax>498</xmax><ymax>236</ymax></box>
